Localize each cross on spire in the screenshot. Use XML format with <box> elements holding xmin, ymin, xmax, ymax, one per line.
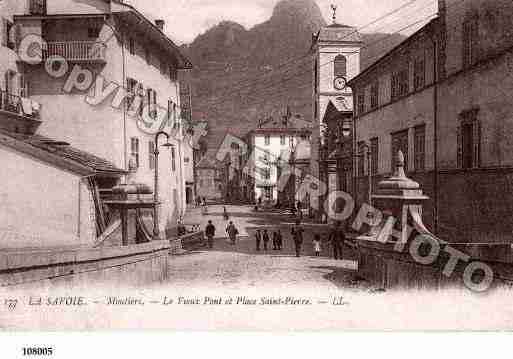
<box><xmin>330</xmin><ymin>4</ymin><xmax>338</xmax><ymax>24</ymax></box>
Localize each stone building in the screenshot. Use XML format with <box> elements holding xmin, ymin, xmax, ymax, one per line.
<box><xmin>348</xmin><ymin>0</ymin><xmax>513</xmax><ymax>243</ymax></box>
<box><xmin>310</xmin><ymin>10</ymin><xmax>362</xmax><ymax>218</ymax></box>
<box><xmin>246</xmin><ymin>113</ymin><xmax>312</xmax><ymax>204</ymax></box>
<box><xmin>0</xmin><ymin>0</ymin><xmax>192</xmax><ymax>246</ymax></box>
<box><xmin>196</xmin><ymin>155</ymin><xmax>224</xmax><ymax>202</ymax></box>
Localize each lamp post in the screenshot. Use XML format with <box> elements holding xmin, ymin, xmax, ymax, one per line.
<box><xmin>153</xmin><ymin>131</ymin><xmax>174</xmax><ymax>240</ymax></box>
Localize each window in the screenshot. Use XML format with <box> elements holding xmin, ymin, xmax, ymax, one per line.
<box><xmin>280</xmin><ymin>135</ymin><xmax>286</xmax><ymax>146</ymax></box>
<box><xmin>264</xmin><ymin>136</ymin><xmax>270</xmax><ymax>146</ymax></box>
<box><xmin>4</xmin><ymin>19</ymin><xmax>15</xmax><ymax>50</ymax></box>
<box><xmin>160</xmin><ymin>59</ymin><xmax>166</xmax><ymax>74</ymax></box>
<box><xmin>184</xmin><ymin>157</ymin><xmax>190</xmax><ymax>164</ymax></box>
<box><xmin>169</xmin><ymin>66</ymin><xmax>177</xmax><ymax>81</ymax></box>
<box><xmin>391</xmin><ymin>129</ymin><xmax>409</xmax><ymax>172</ymax></box>
<box><xmin>171</xmin><ymin>146</ymin><xmax>176</xmax><ymax>172</ymax></box>
<box><xmin>462</xmin><ymin>15</ymin><xmax>479</xmax><ymax>69</ymax></box>
<box><xmin>458</xmin><ymin>110</ymin><xmax>481</xmax><ymax>169</ymax></box>
<box><xmin>371</xmin><ymin>137</ymin><xmax>379</xmax><ymax>175</ymax></box>
<box><xmin>29</xmin><ymin>0</ymin><xmax>47</xmax><ymax>15</ymax></box>
<box><xmin>149</xmin><ymin>141</ymin><xmax>156</xmax><ymax>170</ymax></box>
<box><xmin>130</xmin><ymin>137</ymin><xmax>140</xmax><ymax>169</ymax></box>
<box><xmin>334</xmin><ymin>55</ymin><xmax>347</xmax><ymax>78</ymax></box>
<box><xmin>414</xmin><ymin>57</ymin><xmax>426</xmax><ymax>90</ymax></box>
<box><xmin>314</xmin><ymin>59</ymin><xmax>319</xmax><ymax>90</ymax></box>
<box><xmin>126</xmin><ymin>78</ymin><xmax>137</xmax><ymax>93</ymax></box>
<box><xmin>146</xmin><ymin>88</ymin><xmax>157</xmax><ymax>119</ymax></box>
<box><xmin>19</xmin><ymin>74</ymin><xmax>29</xmax><ymax>98</ymax></box>
<box><xmin>145</xmin><ymin>47</ymin><xmax>150</xmax><ymax>64</ymax></box>
<box><xmin>128</xmin><ymin>38</ymin><xmax>135</xmax><ymax>55</ymax></box>
<box><xmin>357</xmin><ymin>92</ymin><xmax>365</xmax><ymax>114</ymax></box>
<box><xmin>391</xmin><ymin>68</ymin><xmax>409</xmax><ymax>100</ymax></box>
<box><xmin>357</xmin><ymin>141</ymin><xmax>366</xmax><ymax>177</ymax></box>
<box><xmin>88</xmin><ymin>27</ymin><xmax>100</xmax><ymax>39</ymax></box>
<box><xmin>414</xmin><ymin>125</ymin><xmax>426</xmax><ymax>171</ymax></box>
<box><xmin>370</xmin><ymin>82</ymin><xmax>379</xmax><ymax>110</ymax></box>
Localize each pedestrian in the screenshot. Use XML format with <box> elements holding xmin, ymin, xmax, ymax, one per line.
<box><xmin>205</xmin><ymin>220</ymin><xmax>216</xmax><ymax>249</ymax></box>
<box><xmin>272</xmin><ymin>231</ymin><xmax>279</xmax><ymax>250</ymax></box>
<box><xmin>313</xmin><ymin>234</ymin><xmax>322</xmax><ymax>257</ymax></box>
<box><xmin>226</xmin><ymin>221</ymin><xmax>239</xmax><ymax>245</ymax></box>
<box><xmin>296</xmin><ymin>200</ymin><xmax>303</xmax><ymax>221</ymax></box>
<box><xmin>291</xmin><ymin>220</ymin><xmax>305</xmax><ymax>258</ymax></box>
<box><xmin>276</xmin><ymin>230</ymin><xmax>283</xmax><ymax>250</ymax></box>
<box><xmin>223</xmin><ymin>206</ymin><xmax>229</xmax><ymax>221</ymax></box>
<box><xmin>262</xmin><ymin>230</ymin><xmax>270</xmax><ymax>251</ymax></box>
<box><xmin>255</xmin><ymin>230</ymin><xmax>262</xmax><ymax>251</ymax></box>
<box><xmin>328</xmin><ymin>221</ymin><xmax>346</xmax><ymax>260</ymax></box>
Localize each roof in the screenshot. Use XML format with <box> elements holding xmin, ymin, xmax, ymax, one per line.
<box><xmin>249</xmin><ymin>115</ymin><xmax>313</xmax><ymax>136</ymax></box>
<box><xmin>315</xmin><ymin>23</ymin><xmax>363</xmax><ymax>44</ymax></box>
<box><xmin>112</xmin><ymin>2</ymin><xmax>192</xmax><ymax>69</ymax></box>
<box><xmin>348</xmin><ymin>18</ymin><xmax>439</xmax><ymax>87</ymax></box>
<box><xmin>0</xmin><ymin>131</ymin><xmax>126</xmax><ymax>176</ymax></box>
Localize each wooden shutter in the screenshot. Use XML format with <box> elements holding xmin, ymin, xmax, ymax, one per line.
<box><xmin>457</xmin><ymin>125</ymin><xmax>462</xmax><ymax>168</ymax></box>
<box><xmin>146</xmin><ymin>88</ymin><xmax>151</xmax><ymax>116</ymax></box>
<box><xmin>473</xmin><ymin>120</ymin><xmax>481</xmax><ymax>168</ymax></box>
<box><xmin>1</xmin><ymin>19</ymin><xmax>7</xmax><ymax>47</ymax></box>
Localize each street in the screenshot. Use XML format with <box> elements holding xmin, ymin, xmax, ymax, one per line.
<box><xmin>174</xmin><ymin>205</ymin><xmax>359</xmax><ymax>291</ymax></box>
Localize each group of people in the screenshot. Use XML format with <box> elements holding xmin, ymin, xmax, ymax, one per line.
<box><xmin>255</xmin><ymin>229</ymin><xmax>283</xmax><ymax>252</ymax></box>
<box><xmin>203</xmin><ymin>210</ymin><xmax>347</xmax><ymax>260</ymax></box>
<box><xmin>204</xmin><ymin>220</ymin><xmax>239</xmax><ymax>248</ymax></box>
<box><xmin>272</xmin><ymin>220</ymin><xmax>347</xmax><ymax>259</ymax></box>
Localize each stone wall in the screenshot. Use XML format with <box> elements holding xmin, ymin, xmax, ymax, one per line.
<box><xmin>0</xmin><ymin>241</ymin><xmax>173</xmax><ymax>290</ymax></box>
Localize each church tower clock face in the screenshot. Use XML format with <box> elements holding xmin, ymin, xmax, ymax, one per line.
<box><xmin>333</xmin><ymin>76</ymin><xmax>347</xmax><ymax>91</ymax></box>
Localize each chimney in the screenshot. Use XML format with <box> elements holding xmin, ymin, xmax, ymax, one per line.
<box><xmin>155</xmin><ymin>19</ymin><xmax>165</xmax><ymax>31</ymax></box>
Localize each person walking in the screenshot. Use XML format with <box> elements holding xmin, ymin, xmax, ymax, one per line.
<box><xmin>223</xmin><ymin>206</ymin><xmax>229</xmax><ymax>221</ymax></box>
<box><xmin>329</xmin><ymin>221</ymin><xmax>346</xmax><ymax>260</ymax></box>
<box><xmin>276</xmin><ymin>230</ymin><xmax>283</xmax><ymax>251</ymax></box>
<box><xmin>255</xmin><ymin>230</ymin><xmax>262</xmax><ymax>251</ymax></box>
<box><xmin>262</xmin><ymin>230</ymin><xmax>270</xmax><ymax>251</ymax></box>
<box><xmin>272</xmin><ymin>231</ymin><xmax>279</xmax><ymax>250</ymax></box>
<box><xmin>226</xmin><ymin>221</ymin><xmax>239</xmax><ymax>245</ymax></box>
<box><xmin>291</xmin><ymin>220</ymin><xmax>305</xmax><ymax>258</ymax></box>
<box><xmin>313</xmin><ymin>234</ymin><xmax>322</xmax><ymax>257</ymax></box>
<box><xmin>205</xmin><ymin>220</ymin><xmax>216</xmax><ymax>249</ymax></box>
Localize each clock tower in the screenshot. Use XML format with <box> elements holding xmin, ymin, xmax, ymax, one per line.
<box><xmin>309</xmin><ymin>5</ymin><xmax>362</xmax><ymax>219</ymax></box>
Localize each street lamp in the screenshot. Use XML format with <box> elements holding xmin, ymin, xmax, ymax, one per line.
<box><xmin>153</xmin><ymin>131</ymin><xmax>174</xmax><ymax>240</ymax></box>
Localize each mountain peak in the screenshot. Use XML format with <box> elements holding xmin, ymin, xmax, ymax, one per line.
<box><xmin>271</xmin><ymin>0</ymin><xmax>326</xmax><ymax>27</ymax></box>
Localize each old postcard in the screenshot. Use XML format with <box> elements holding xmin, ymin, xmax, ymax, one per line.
<box><xmin>1</xmin><ymin>0</ymin><xmax>513</xmax><ymax>337</ymax></box>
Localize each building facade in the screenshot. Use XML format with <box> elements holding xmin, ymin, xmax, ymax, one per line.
<box><xmin>247</xmin><ymin>114</ymin><xmax>312</xmax><ymax>205</ymax></box>
<box><xmin>349</xmin><ymin>0</ymin><xmax>513</xmax><ymax>243</ymax></box>
<box><xmin>0</xmin><ymin>0</ymin><xmax>192</xmax><ymax>246</ymax></box>
<box><xmin>310</xmin><ymin>15</ymin><xmax>362</xmax><ymax>218</ymax></box>
<box><xmin>196</xmin><ymin>155</ymin><xmax>224</xmax><ymax>202</ymax></box>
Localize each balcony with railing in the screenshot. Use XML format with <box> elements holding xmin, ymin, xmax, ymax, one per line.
<box><xmin>42</xmin><ymin>41</ymin><xmax>107</xmax><ymax>63</ymax></box>
<box><xmin>0</xmin><ymin>91</ymin><xmax>41</xmax><ymax>121</ymax></box>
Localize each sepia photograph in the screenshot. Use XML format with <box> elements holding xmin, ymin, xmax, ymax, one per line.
<box><xmin>1</xmin><ymin>0</ymin><xmax>513</xmax><ymax>341</ymax></box>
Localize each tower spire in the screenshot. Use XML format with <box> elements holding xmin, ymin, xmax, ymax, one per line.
<box><xmin>330</xmin><ymin>4</ymin><xmax>338</xmax><ymax>24</ymax></box>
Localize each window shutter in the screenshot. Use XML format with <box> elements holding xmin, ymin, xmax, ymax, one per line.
<box><xmin>457</xmin><ymin>125</ymin><xmax>463</xmax><ymax>168</ymax></box>
<box><xmin>1</xmin><ymin>19</ymin><xmax>7</xmax><ymax>47</ymax></box>
<box><xmin>146</xmin><ymin>89</ymin><xmax>151</xmax><ymax>116</ymax></box>
<box><xmin>473</xmin><ymin>120</ymin><xmax>481</xmax><ymax>168</ymax></box>
<box><xmin>4</xmin><ymin>71</ymin><xmax>9</xmax><ymax>93</ymax></box>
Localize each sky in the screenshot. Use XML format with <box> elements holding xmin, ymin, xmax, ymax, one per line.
<box><xmin>123</xmin><ymin>0</ymin><xmax>438</xmax><ymax>45</ymax></box>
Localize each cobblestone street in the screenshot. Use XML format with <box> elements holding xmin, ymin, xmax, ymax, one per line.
<box><xmin>173</xmin><ymin>205</ymin><xmax>359</xmax><ymax>291</ymax></box>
